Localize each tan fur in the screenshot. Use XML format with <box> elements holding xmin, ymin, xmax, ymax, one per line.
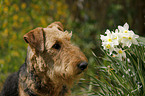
<box><xmin>19</xmin><ymin>22</ymin><xmax>88</xmax><ymax>96</ymax></box>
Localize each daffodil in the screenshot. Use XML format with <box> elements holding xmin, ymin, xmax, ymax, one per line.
<box><xmin>117</xmin><ymin>23</ymin><xmax>139</xmax><ymax>47</ymax></box>
<box><xmin>112</xmin><ymin>29</ymin><xmax>122</xmax><ymax>43</ymax></box>
<box><xmin>100</xmin><ymin>29</ymin><xmax>119</xmax><ymax>45</ymax></box>
<box><xmin>102</xmin><ymin>42</ymin><xmax>114</xmax><ymax>54</ymax></box>
<box><xmin>100</xmin><ymin>29</ymin><xmax>111</xmax><ymax>42</ymax></box>
<box><xmin>101</xmin><ymin>29</ymin><xmax>120</xmax><ymax>55</ymax></box>
<box><xmin>118</xmin><ymin>23</ymin><xmax>130</xmax><ymax>33</ymax></box>
<box><xmin>100</xmin><ymin>22</ymin><xmax>139</xmax><ymax>59</ymax></box>
<box><xmin>121</xmin><ymin>31</ymin><xmax>139</xmax><ymax>47</ymax></box>
<box><xmin>115</xmin><ymin>48</ymin><xmax>126</xmax><ymax>61</ymax></box>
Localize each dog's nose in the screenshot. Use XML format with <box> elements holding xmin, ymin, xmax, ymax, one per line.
<box><xmin>78</xmin><ymin>62</ymin><xmax>88</xmax><ymax>70</ymax></box>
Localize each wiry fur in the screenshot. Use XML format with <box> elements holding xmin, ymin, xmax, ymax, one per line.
<box><xmin>0</xmin><ymin>22</ymin><xmax>88</xmax><ymax>96</ymax></box>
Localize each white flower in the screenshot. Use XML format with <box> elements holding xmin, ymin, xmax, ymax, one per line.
<box><xmin>121</xmin><ymin>31</ymin><xmax>139</xmax><ymax>47</ymax></box>
<box><xmin>100</xmin><ymin>29</ymin><xmax>113</xmax><ymax>43</ymax></box>
<box><xmin>118</xmin><ymin>23</ymin><xmax>139</xmax><ymax>47</ymax></box>
<box><xmin>118</xmin><ymin>23</ymin><xmax>130</xmax><ymax>33</ymax></box>
<box><xmin>112</xmin><ymin>29</ymin><xmax>122</xmax><ymax>43</ymax></box>
<box><xmin>100</xmin><ymin>29</ymin><xmax>119</xmax><ymax>45</ymax></box>
<box><xmin>100</xmin><ymin>29</ymin><xmax>111</xmax><ymax>42</ymax></box>
<box><xmin>100</xmin><ymin>29</ymin><xmax>120</xmax><ymax>54</ymax></box>
<box><xmin>100</xmin><ymin>22</ymin><xmax>139</xmax><ymax>58</ymax></box>
<box><xmin>102</xmin><ymin>42</ymin><xmax>114</xmax><ymax>54</ymax></box>
<box><xmin>115</xmin><ymin>48</ymin><xmax>126</xmax><ymax>61</ymax></box>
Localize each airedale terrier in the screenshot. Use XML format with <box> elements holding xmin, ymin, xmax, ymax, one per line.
<box><xmin>0</xmin><ymin>22</ymin><xmax>88</xmax><ymax>96</ymax></box>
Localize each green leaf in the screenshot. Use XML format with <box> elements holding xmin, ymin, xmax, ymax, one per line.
<box><xmin>137</xmin><ymin>37</ymin><xmax>145</xmax><ymax>45</ymax></box>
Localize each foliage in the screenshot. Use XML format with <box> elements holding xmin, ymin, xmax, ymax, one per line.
<box><xmin>86</xmin><ymin>37</ymin><xmax>145</xmax><ymax>96</ymax></box>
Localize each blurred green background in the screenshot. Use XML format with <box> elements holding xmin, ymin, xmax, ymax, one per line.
<box><xmin>0</xmin><ymin>0</ymin><xmax>144</xmax><ymax>94</ymax></box>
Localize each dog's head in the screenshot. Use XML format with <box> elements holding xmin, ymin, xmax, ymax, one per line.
<box><xmin>23</xmin><ymin>22</ymin><xmax>88</xmax><ymax>85</ymax></box>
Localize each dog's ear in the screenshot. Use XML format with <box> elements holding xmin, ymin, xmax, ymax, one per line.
<box><xmin>23</xmin><ymin>27</ymin><xmax>44</xmax><ymax>52</ymax></box>
<box><xmin>47</xmin><ymin>22</ymin><xmax>64</xmax><ymax>31</ymax></box>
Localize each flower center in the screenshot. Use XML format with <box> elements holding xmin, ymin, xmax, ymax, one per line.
<box><xmin>124</xmin><ymin>30</ymin><xmax>128</xmax><ymax>33</ymax></box>
<box><xmin>114</xmin><ymin>36</ymin><xmax>117</xmax><ymax>39</ymax></box>
<box><xmin>118</xmin><ymin>50</ymin><xmax>123</xmax><ymax>54</ymax></box>
<box><xmin>107</xmin><ymin>38</ymin><xmax>112</xmax><ymax>42</ymax></box>
<box><xmin>123</xmin><ymin>37</ymin><xmax>126</xmax><ymax>38</ymax></box>
<box><xmin>106</xmin><ymin>44</ymin><xmax>111</xmax><ymax>49</ymax></box>
<box><xmin>128</xmin><ymin>37</ymin><xmax>132</xmax><ymax>40</ymax></box>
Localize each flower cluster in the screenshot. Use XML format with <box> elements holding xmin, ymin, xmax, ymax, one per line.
<box><xmin>100</xmin><ymin>23</ymin><xmax>139</xmax><ymax>60</ymax></box>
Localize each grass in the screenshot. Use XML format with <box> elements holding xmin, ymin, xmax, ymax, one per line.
<box><xmin>84</xmin><ymin>37</ymin><xmax>145</xmax><ymax>96</ymax></box>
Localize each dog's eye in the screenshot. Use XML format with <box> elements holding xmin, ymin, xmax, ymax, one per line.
<box><xmin>52</xmin><ymin>43</ymin><xmax>61</xmax><ymax>50</ymax></box>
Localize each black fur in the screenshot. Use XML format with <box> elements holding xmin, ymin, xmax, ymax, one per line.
<box><xmin>0</xmin><ymin>72</ymin><xmax>19</xmax><ymax>96</ymax></box>
<box><xmin>24</xmin><ymin>88</ymin><xmax>37</xmax><ymax>96</ymax></box>
<box><xmin>0</xmin><ymin>63</ymin><xmax>26</xmax><ymax>96</ymax></box>
<box><xmin>0</xmin><ymin>57</ymin><xmax>68</xmax><ymax>96</ymax></box>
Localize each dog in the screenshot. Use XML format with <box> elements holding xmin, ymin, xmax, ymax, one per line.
<box><xmin>0</xmin><ymin>22</ymin><xmax>88</xmax><ymax>96</ymax></box>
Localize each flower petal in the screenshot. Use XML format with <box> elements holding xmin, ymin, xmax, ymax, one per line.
<box><xmin>134</xmin><ymin>34</ymin><xmax>139</xmax><ymax>38</ymax></box>
<box><xmin>132</xmin><ymin>39</ymin><xmax>138</xmax><ymax>45</ymax></box>
<box><xmin>123</xmin><ymin>23</ymin><xmax>129</xmax><ymax>30</ymax></box>
<box><xmin>105</xmin><ymin>29</ymin><xmax>110</xmax><ymax>34</ymax></box>
<box><xmin>118</xmin><ymin>26</ymin><xmax>124</xmax><ymax>32</ymax></box>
